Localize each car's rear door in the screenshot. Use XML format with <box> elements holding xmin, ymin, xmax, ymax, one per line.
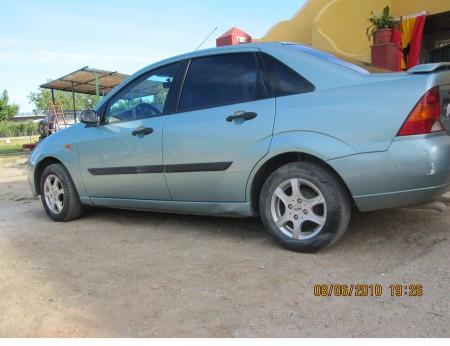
<box><xmin>162</xmin><ymin>51</ymin><xmax>276</xmax><ymax>202</ymax></box>
<box><xmin>78</xmin><ymin>62</ymin><xmax>181</xmax><ymax>200</ymax></box>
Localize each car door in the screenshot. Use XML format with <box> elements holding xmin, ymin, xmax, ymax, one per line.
<box><xmin>78</xmin><ymin>62</ymin><xmax>180</xmax><ymax>200</ymax></box>
<box><xmin>163</xmin><ymin>51</ymin><xmax>276</xmax><ymax>202</ymax></box>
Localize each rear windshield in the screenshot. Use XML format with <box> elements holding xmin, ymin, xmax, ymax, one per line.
<box><xmin>287</xmin><ymin>44</ymin><xmax>387</xmax><ymax>74</ymax></box>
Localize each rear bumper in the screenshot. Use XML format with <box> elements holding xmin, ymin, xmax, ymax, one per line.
<box><xmin>353</xmin><ymin>183</ymin><xmax>450</xmax><ymax>211</ymax></box>
<box><xmin>328</xmin><ymin>134</ymin><xmax>450</xmax><ymax>212</ymax></box>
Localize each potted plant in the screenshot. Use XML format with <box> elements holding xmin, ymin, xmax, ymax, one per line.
<box><xmin>367</xmin><ymin>6</ymin><xmax>397</xmax><ymax>45</ymax></box>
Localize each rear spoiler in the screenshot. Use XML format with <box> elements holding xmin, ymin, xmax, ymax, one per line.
<box><xmin>408</xmin><ymin>63</ymin><xmax>450</xmax><ymax>74</ymax></box>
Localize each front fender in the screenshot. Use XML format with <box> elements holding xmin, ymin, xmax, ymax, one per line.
<box><xmin>28</xmin><ymin>138</ymin><xmax>87</xmax><ymax>198</ymax></box>
<box><xmin>245</xmin><ymin>130</ymin><xmax>357</xmax><ymax>201</ymax></box>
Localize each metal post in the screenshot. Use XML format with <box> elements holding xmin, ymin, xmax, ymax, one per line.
<box><xmin>95</xmin><ymin>72</ymin><xmax>100</xmax><ymax>104</ymax></box>
<box><xmin>71</xmin><ymin>82</ymin><xmax>77</xmax><ymax>123</ymax></box>
<box><xmin>49</xmin><ymin>89</ymin><xmax>56</xmax><ymax>134</ymax></box>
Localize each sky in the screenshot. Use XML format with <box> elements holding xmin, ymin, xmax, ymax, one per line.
<box><xmin>0</xmin><ymin>0</ymin><xmax>305</xmax><ymax>113</ymax></box>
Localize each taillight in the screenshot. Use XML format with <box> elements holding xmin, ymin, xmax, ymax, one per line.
<box><xmin>397</xmin><ymin>86</ymin><xmax>444</xmax><ymax>136</ymax></box>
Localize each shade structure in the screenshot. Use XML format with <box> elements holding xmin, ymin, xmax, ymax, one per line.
<box><xmin>40</xmin><ymin>66</ymin><xmax>129</xmax><ymax>96</ymax></box>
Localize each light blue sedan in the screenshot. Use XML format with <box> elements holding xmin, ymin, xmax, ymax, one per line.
<box><xmin>28</xmin><ymin>43</ymin><xmax>450</xmax><ymax>252</ymax></box>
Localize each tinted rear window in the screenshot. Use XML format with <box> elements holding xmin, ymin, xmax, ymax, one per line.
<box><xmin>179</xmin><ymin>53</ymin><xmax>261</xmax><ymax>112</ymax></box>
<box><xmin>261</xmin><ymin>53</ymin><xmax>315</xmax><ymax>97</ymax></box>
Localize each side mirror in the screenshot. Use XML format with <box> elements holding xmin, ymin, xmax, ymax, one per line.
<box><xmin>80</xmin><ymin>110</ymin><xmax>99</xmax><ymax>126</ymax></box>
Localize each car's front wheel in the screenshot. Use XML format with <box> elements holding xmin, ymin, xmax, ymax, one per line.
<box><xmin>259</xmin><ymin>162</ymin><xmax>351</xmax><ymax>253</ymax></box>
<box><xmin>40</xmin><ymin>163</ymin><xmax>83</xmax><ymax>222</ymax></box>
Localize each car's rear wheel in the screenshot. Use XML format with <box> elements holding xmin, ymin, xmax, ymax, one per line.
<box><xmin>40</xmin><ymin>163</ymin><xmax>83</xmax><ymax>222</ymax></box>
<box><xmin>259</xmin><ymin>162</ymin><xmax>351</xmax><ymax>253</ymax></box>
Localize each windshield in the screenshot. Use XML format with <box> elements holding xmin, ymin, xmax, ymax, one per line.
<box><xmin>287</xmin><ymin>44</ymin><xmax>388</xmax><ymax>74</ymax></box>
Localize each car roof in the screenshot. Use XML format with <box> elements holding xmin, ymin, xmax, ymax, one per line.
<box><xmin>188</xmin><ymin>41</ymin><xmax>283</xmax><ymax>57</ymax></box>
<box><xmin>139</xmin><ymin>42</ymin><xmax>284</xmax><ymax>72</ymax></box>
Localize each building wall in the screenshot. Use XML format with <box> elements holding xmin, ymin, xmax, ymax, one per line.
<box><xmin>260</xmin><ymin>0</ymin><xmax>449</xmax><ymax>62</ymax></box>
<box><xmin>391</xmin><ymin>0</ymin><xmax>448</xmax><ymax>17</ymax></box>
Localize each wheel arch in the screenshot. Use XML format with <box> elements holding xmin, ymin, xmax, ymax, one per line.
<box><xmin>249</xmin><ymin>151</ymin><xmax>354</xmax><ymax>215</ymax></box>
<box><xmin>34</xmin><ymin>157</ymin><xmax>65</xmax><ymax>195</ymax></box>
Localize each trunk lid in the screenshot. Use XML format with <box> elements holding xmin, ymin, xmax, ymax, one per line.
<box><xmin>407</xmin><ymin>63</ymin><xmax>450</xmax><ymax>74</ymax></box>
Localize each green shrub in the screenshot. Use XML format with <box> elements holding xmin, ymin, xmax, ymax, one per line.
<box><xmin>0</xmin><ymin>121</ymin><xmax>39</xmax><ymax>138</ymax></box>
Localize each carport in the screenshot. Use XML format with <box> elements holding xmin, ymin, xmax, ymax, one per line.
<box><xmin>40</xmin><ymin>66</ymin><xmax>129</xmax><ymax>123</ymax></box>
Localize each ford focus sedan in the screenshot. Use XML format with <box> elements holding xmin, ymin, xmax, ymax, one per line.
<box><xmin>28</xmin><ymin>43</ymin><xmax>450</xmax><ymax>252</ymax></box>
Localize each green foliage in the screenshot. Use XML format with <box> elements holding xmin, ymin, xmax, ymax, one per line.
<box><xmin>110</xmin><ymin>99</ymin><xmax>139</xmax><ymax>115</ymax></box>
<box><xmin>28</xmin><ymin>88</ymin><xmax>99</xmax><ymax>114</ymax></box>
<box><xmin>0</xmin><ymin>134</ymin><xmax>39</xmax><ymax>154</ymax></box>
<box><xmin>154</xmin><ymin>85</ymin><xmax>168</xmax><ymax>109</ymax></box>
<box><xmin>367</xmin><ymin>6</ymin><xmax>397</xmax><ymax>39</ymax></box>
<box><xmin>0</xmin><ymin>90</ymin><xmax>19</xmax><ymax>121</ymax></box>
<box><xmin>108</xmin><ymin>84</ymin><xmax>169</xmax><ymax>116</ymax></box>
<box><xmin>0</xmin><ymin>144</ymin><xmax>24</xmax><ymax>155</ymax></box>
<box><xmin>0</xmin><ymin>121</ymin><xmax>39</xmax><ymax>138</ymax></box>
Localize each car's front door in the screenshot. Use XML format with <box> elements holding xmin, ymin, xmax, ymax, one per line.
<box><xmin>163</xmin><ymin>51</ymin><xmax>276</xmax><ymax>202</ymax></box>
<box><xmin>78</xmin><ymin>62</ymin><xmax>180</xmax><ymax>200</ymax></box>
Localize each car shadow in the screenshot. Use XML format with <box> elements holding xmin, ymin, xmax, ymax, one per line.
<box><xmin>82</xmin><ymin>202</ymin><xmax>449</xmax><ymax>256</ymax></box>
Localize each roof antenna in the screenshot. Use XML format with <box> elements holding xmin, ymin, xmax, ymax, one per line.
<box><xmin>195</xmin><ymin>26</ymin><xmax>218</xmax><ymax>51</ymax></box>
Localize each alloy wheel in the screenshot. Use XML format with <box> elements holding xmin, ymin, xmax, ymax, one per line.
<box><xmin>43</xmin><ymin>174</ymin><xmax>64</xmax><ymax>214</ymax></box>
<box><xmin>270</xmin><ymin>178</ymin><xmax>327</xmax><ymax>240</ymax></box>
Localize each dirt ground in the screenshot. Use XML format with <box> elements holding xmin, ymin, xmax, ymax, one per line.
<box><xmin>0</xmin><ymin>154</ymin><xmax>449</xmax><ymax>337</ymax></box>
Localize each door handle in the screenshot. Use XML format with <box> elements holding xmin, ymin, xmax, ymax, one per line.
<box><xmin>226</xmin><ymin>111</ymin><xmax>258</xmax><ymax>123</ymax></box>
<box><xmin>132</xmin><ymin>126</ymin><xmax>154</xmax><ymax>137</ymax></box>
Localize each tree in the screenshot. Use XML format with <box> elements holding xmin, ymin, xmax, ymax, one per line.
<box><xmin>28</xmin><ymin>88</ymin><xmax>98</xmax><ymax>114</ymax></box>
<box><xmin>154</xmin><ymin>84</ymin><xmax>169</xmax><ymax>110</ymax></box>
<box><xmin>0</xmin><ymin>90</ymin><xmax>19</xmax><ymax>121</ymax></box>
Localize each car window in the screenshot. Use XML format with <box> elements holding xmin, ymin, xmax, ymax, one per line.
<box><xmin>261</xmin><ymin>53</ymin><xmax>315</xmax><ymax>97</ymax></box>
<box><xmin>179</xmin><ymin>53</ymin><xmax>262</xmax><ymax>112</ymax></box>
<box><xmin>104</xmin><ymin>63</ymin><xmax>180</xmax><ymax>124</ymax></box>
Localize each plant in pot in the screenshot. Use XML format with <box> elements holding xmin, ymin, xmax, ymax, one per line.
<box><xmin>367</xmin><ymin>6</ymin><xmax>397</xmax><ymax>45</ymax></box>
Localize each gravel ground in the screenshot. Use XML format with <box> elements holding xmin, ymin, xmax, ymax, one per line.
<box><xmin>0</xmin><ymin>154</ymin><xmax>449</xmax><ymax>337</ymax></box>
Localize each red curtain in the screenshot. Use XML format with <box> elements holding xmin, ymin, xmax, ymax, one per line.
<box><xmin>407</xmin><ymin>15</ymin><xmax>426</xmax><ymax>69</ymax></box>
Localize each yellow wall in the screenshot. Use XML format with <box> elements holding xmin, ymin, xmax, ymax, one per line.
<box><xmin>260</xmin><ymin>0</ymin><xmax>450</xmax><ymax>62</ymax></box>
<box><xmin>260</xmin><ymin>0</ymin><xmax>331</xmax><ymax>45</ymax></box>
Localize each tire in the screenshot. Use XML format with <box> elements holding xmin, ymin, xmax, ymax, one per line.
<box><xmin>38</xmin><ymin>120</ymin><xmax>48</xmax><ymax>139</ymax></box>
<box><xmin>39</xmin><ymin>163</ymin><xmax>83</xmax><ymax>222</ymax></box>
<box><xmin>259</xmin><ymin>162</ymin><xmax>351</xmax><ymax>253</ymax></box>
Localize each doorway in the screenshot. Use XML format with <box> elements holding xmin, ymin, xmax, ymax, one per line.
<box><xmin>423</xmin><ymin>11</ymin><xmax>450</xmax><ymax>63</ymax></box>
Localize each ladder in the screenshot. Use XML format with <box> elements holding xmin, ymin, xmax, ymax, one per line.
<box><xmin>47</xmin><ymin>102</ymin><xmax>67</xmax><ymax>134</ymax></box>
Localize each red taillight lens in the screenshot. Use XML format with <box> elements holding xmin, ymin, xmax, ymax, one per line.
<box><xmin>397</xmin><ymin>86</ymin><xmax>444</xmax><ymax>136</ymax></box>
